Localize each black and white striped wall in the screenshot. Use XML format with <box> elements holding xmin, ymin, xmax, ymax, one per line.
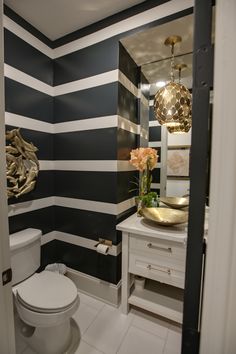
<box><xmin>4</xmin><ymin>0</ymin><xmax>193</xmax><ymax>303</ymax></box>
<box><xmin>139</xmin><ymin>72</ymin><xmax>150</xmax><ymax>147</ymax></box>
<box><xmin>5</xmin><ymin>10</ymin><xmax>55</xmax><ymax>236</ymax></box>
<box><xmin>149</xmin><ymin>97</ymin><xmax>167</xmax><ymax>196</ymax></box>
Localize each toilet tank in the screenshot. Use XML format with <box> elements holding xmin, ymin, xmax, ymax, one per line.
<box><xmin>10</xmin><ymin>228</ymin><xmax>42</xmax><ymax>285</ymax></box>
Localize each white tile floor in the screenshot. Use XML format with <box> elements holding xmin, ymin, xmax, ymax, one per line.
<box><xmin>17</xmin><ymin>292</ymin><xmax>182</xmax><ymax>354</ymax></box>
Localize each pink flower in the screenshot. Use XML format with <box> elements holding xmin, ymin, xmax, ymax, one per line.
<box><xmin>130</xmin><ymin>148</ymin><xmax>158</xmax><ymax>171</ymax></box>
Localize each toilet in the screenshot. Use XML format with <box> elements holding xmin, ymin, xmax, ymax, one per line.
<box><xmin>10</xmin><ymin>228</ymin><xmax>80</xmax><ymax>354</ymax></box>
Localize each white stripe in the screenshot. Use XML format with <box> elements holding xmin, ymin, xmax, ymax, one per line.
<box><xmin>52</xmin><ymin>161</ymin><xmax>119</xmax><ymax>172</ymax></box>
<box><xmin>5</xmin><ymin>64</ymin><xmax>119</xmax><ymax>98</ymax></box>
<box><xmin>4</xmin><ymin>62</ymin><xmax>143</xmax><ymax>103</ymax></box>
<box><xmin>52</xmin><ymin>160</ymin><xmax>135</xmax><ymax>172</ymax></box>
<box><xmin>117</xmin><ymin>161</ymin><xmax>136</xmax><ymax>171</ymax></box>
<box><xmin>41</xmin><ymin>231</ymin><xmax>55</xmax><ymax>245</ymax></box>
<box><xmin>5</xmin><ymin>59</ymin><xmax>143</xmax><ymax>105</ymax></box>
<box><xmin>31</xmin><ymin>160</ymin><xmax>136</xmax><ymax>172</ymax></box>
<box><xmin>118</xmin><ymin>73</ymin><xmax>150</xmax><ymax>110</ymax></box>
<box><xmin>54</xmin><ymin>69</ymin><xmax>139</xmax><ymax>98</ymax></box>
<box><xmin>39</xmin><ymin>160</ymin><xmax>55</xmax><ymax>170</ymax></box>
<box><xmin>8</xmin><ymin>195</ymin><xmax>135</xmax><ymax>216</ymax></box>
<box><xmin>117</xmin><ymin>197</ymin><xmax>135</xmax><ymax>214</ymax></box>
<box><xmin>5</xmin><ymin>112</ymin><xmax>140</xmax><ymax>135</ymax></box>
<box><xmin>140</xmin><ymin>127</ymin><xmax>149</xmax><ymax>140</ymax></box>
<box><xmin>140</xmin><ymin>94</ymin><xmax>149</xmax><ymax>107</ymax></box>
<box><xmin>54</xmin><ymin>196</ymin><xmax>118</xmax><ymax>214</ymax></box>
<box><xmin>149</xmin><ymin>141</ymin><xmax>162</xmax><ymax>147</ymax></box>
<box><xmin>54</xmin><ymin>115</ymin><xmax>117</xmax><ymax>133</ymax></box>
<box><xmin>54</xmin><ymin>196</ymin><xmax>134</xmax><ymax>215</ymax></box>
<box><xmin>4</xmin><ymin>61</ymin><xmax>149</xmax><ymax>105</ymax></box>
<box><xmin>8</xmin><ymin>196</ymin><xmax>54</xmax><ymax>217</ymax></box>
<box><xmin>4</xmin><ymin>64</ymin><xmax>54</xmax><ymax>96</ymax></box>
<box><xmin>54</xmin><ymin>0</ymin><xmax>193</xmax><ymax>58</ymax></box>
<box><xmin>151</xmin><ymin>183</ymin><xmax>161</xmax><ymax>189</ymax></box>
<box><xmin>3</xmin><ymin>15</ymin><xmax>54</xmax><ymax>59</ymax></box>
<box><xmin>55</xmin><ymin>115</ymin><xmax>139</xmax><ymax>134</ymax></box>
<box><xmin>149</xmin><ymin>120</ymin><xmax>160</xmax><ymax>127</ymax></box>
<box><xmin>42</xmin><ymin>231</ymin><xmax>121</xmax><ymax>256</ymax></box>
<box><xmin>117</xmin><ymin>116</ymin><xmax>139</xmax><ymax>134</ymax></box>
<box><xmin>149</xmin><ymin>100</ymin><xmax>154</xmax><ymax>106</ymax></box>
<box><xmin>54</xmin><ymin>69</ymin><xmax>118</xmax><ymax>96</ymax></box>
<box><xmin>5</xmin><ymin>112</ymin><xmax>54</xmax><ymax>133</ymax></box>
<box><xmin>118</xmin><ymin>71</ymin><xmax>138</xmax><ymax>97</ymax></box>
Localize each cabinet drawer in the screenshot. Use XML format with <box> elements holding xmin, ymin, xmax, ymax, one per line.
<box><xmin>129</xmin><ymin>253</ymin><xmax>185</xmax><ymax>288</ymax></box>
<box><xmin>130</xmin><ymin>233</ymin><xmax>186</xmax><ymax>261</ymax></box>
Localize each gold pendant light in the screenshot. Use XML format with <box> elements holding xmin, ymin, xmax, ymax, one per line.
<box><xmin>166</xmin><ymin>117</ymin><xmax>191</xmax><ymax>134</ymax></box>
<box><xmin>153</xmin><ymin>36</ymin><xmax>192</xmax><ymax>128</ymax></box>
<box><xmin>166</xmin><ymin>63</ymin><xmax>192</xmax><ymax>134</ymax></box>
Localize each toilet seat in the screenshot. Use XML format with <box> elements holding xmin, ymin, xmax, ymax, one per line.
<box><xmin>14</xmin><ymin>271</ymin><xmax>79</xmax><ymax>328</ymax></box>
<box><xmin>15</xmin><ymin>271</ymin><xmax>78</xmax><ymax>313</ymax></box>
<box><xmin>16</xmin><ymin>293</ymin><xmax>79</xmax><ymax>314</ymax></box>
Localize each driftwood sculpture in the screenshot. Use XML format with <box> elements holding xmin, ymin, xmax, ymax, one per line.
<box><xmin>6</xmin><ymin>128</ymin><xmax>39</xmax><ymax>199</ymax></box>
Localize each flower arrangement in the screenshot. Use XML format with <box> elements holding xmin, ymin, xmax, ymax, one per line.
<box><xmin>130</xmin><ymin>147</ymin><xmax>159</xmax><ymax>212</ymax></box>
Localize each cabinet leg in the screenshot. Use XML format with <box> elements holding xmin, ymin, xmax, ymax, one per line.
<box><xmin>121</xmin><ymin>299</ymin><xmax>129</xmax><ymax>314</ymax></box>
<box><xmin>121</xmin><ymin>232</ymin><xmax>130</xmax><ymax>315</ymax></box>
<box><xmin>121</xmin><ymin>274</ymin><xmax>130</xmax><ymax>315</ymax></box>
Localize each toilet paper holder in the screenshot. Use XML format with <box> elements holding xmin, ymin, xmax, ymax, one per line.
<box><xmin>94</xmin><ymin>238</ymin><xmax>112</xmax><ymax>249</ymax></box>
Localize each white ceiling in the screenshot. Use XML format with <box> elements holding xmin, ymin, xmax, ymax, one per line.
<box><xmin>4</xmin><ymin>0</ymin><xmax>145</xmax><ymax>40</ymax></box>
<box><xmin>121</xmin><ymin>14</ymin><xmax>194</xmax><ymax>67</ymax></box>
<box><xmin>121</xmin><ymin>13</ymin><xmax>194</xmax><ymax>86</ymax></box>
<box><xmin>148</xmin><ymin>53</ymin><xmax>193</xmax><ymax>95</ymax></box>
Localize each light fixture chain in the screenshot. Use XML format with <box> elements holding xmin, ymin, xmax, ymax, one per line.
<box><xmin>170</xmin><ymin>44</ymin><xmax>175</xmax><ymax>81</ymax></box>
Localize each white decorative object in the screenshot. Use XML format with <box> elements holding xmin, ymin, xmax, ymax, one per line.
<box><xmin>45</xmin><ymin>263</ymin><xmax>67</xmax><ymax>274</ymax></box>
<box><xmin>6</xmin><ymin>128</ymin><xmax>39</xmax><ymax>199</ymax></box>
<box><xmin>134</xmin><ymin>276</ymin><xmax>145</xmax><ymax>291</ymax></box>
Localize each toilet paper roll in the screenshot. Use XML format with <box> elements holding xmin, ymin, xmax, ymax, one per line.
<box><xmin>96</xmin><ymin>243</ymin><xmax>109</xmax><ymax>255</ymax></box>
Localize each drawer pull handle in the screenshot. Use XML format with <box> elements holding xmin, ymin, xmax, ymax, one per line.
<box><xmin>147</xmin><ymin>264</ymin><xmax>171</xmax><ymax>275</ymax></box>
<box><xmin>147</xmin><ymin>243</ymin><xmax>172</xmax><ymax>253</ymax></box>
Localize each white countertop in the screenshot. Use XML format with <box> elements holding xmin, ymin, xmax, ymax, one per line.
<box><xmin>116</xmin><ymin>213</ymin><xmax>188</xmax><ymax>243</ymax></box>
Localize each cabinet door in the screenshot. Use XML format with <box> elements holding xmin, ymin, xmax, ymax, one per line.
<box><xmin>129</xmin><ymin>252</ymin><xmax>185</xmax><ymax>288</ymax></box>
<box><xmin>130</xmin><ymin>233</ymin><xmax>186</xmax><ymax>261</ymax></box>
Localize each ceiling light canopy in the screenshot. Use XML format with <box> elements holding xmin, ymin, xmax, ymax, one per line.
<box><xmin>156</xmin><ymin>81</ymin><xmax>166</xmax><ymax>88</ymax></box>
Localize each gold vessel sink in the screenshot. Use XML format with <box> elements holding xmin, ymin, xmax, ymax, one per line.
<box><xmin>160</xmin><ymin>197</ymin><xmax>189</xmax><ymax>209</ymax></box>
<box><xmin>141</xmin><ymin>207</ymin><xmax>188</xmax><ymax>226</ymax></box>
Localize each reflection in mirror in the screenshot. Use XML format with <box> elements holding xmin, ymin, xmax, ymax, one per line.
<box><xmin>144</xmin><ymin>51</ymin><xmax>193</xmax><ymax>199</ymax></box>
<box><xmin>121</xmin><ymin>13</ymin><xmax>194</xmax><ymax>199</ymax></box>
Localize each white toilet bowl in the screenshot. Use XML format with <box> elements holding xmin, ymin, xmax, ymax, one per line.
<box><xmin>10</xmin><ymin>229</ymin><xmax>80</xmax><ymax>353</ymax></box>
<box><xmin>13</xmin><ymin>270</ymin><xmax>79</xmax><ymax>354</ymax></box>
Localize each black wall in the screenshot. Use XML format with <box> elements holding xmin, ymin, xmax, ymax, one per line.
<box><xmin>4</xmin><ymin>2</ymin><xmax>192</xmax><ymax>285</ymax></box>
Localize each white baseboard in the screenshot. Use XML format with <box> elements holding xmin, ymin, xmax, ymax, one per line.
<box><xmin>67</xmin><ymin>267</ymin><xmax>121</xmax><ymax>307</ymax></box>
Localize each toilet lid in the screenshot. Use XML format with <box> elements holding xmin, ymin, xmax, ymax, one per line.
<box><xmin>16</xmin><ymin>271</ymin><xmax>78</xmax><ymax>312</ymax></box>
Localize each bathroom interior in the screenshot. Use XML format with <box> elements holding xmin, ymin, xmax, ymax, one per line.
<box><xmin>1</xmin><ymin>0</ymin><xmax>233</xmax><ymax>354</ymax></box>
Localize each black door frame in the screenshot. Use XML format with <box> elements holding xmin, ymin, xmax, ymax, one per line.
<box><xmin>182</xmin><ymin>0</ymin><xmax>213</xmax><ymax>353</ymax></box>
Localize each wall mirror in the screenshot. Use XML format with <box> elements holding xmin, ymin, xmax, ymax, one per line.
<box><xmin>120</xmin><ymin>13</ymin><xmax>194</xmax><ymax>199</ymax></box>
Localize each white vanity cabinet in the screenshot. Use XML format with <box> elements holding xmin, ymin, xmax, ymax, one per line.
<box><xmin>117</xmin><ymin>213</ymin><xmax>188</xmax><ymax>324</ymax></box>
